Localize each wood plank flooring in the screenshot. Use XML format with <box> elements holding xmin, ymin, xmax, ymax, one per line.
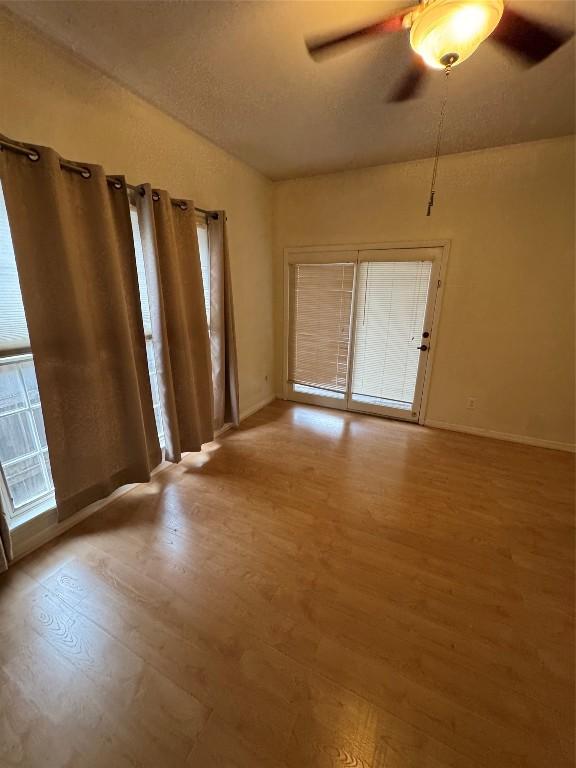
<box><xmin>0</xmin><ymin>400</ymin><xmax>574</xmax><ymax>767</ymax></box>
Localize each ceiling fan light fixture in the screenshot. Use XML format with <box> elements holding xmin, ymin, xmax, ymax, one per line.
<box><xmin>410</xmin><ymin>0</ymin><xmax>505</xmax><ymax>69</ymax></box>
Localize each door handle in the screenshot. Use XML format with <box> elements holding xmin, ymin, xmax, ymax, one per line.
<box><xmin>417</xmin><ymin>345</ymin><xmax>428</xmax><ymax>351</ymax></box>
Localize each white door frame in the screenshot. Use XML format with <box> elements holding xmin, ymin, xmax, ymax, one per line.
<box><xmin>283</xmin><ymin>240</ymin><xmax>450</xmax><ymax>425</ymax></box>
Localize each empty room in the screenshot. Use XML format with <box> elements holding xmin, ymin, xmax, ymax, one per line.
<box><xmin>0</xmin><ymin>1</ymin><xmax>574</xmax><ymax>766</ymax></box>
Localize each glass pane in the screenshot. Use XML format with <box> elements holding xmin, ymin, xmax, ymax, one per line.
<box><xmin>0</xmin><ymin>363</ymin><xmax>27</xmax><ymax>414</ymax></box>
<box><xmin>146</xmin><ymin>338</ymin><xmax>157</xmax><ymax>373</ymax></box>
<box><xmin>132</xmin><ymin>221</ymin><xmax>164</xmax><ymax>446</ymax></box>
<box><xmin>0</xmin><ymin>410</ymin><xmax>35</xmax><ymax>463</ymax></box>
<box><xmin>351</xmin><ymin>393</ymin><xmax>412</xmax><ymax>411</ymax></box>
<box><xmin>32</xmin><ymin>406</ymin><xmax>47</xmax><ymax>448</ymax></box>
<box><xmin>149</xmin><ymin>371</ymin><xmax>160</xmax><ymax>408</ymax></box>
<box><xmin>42</xmin><ymin>449</ymin><xmax>53</xmax><ymax>487</ymax></box>
<box><xmin>146</xmin><ymin>339</ymin><xmax>164</xmax><ymax>443</ymax></box>
<box><xmin>130</xmin><ymin>206</ymin><xmax>152</xmax><ymax>336</ymax></box>
<box><xmin>0</xmin><ymin>182</ymin><xmax>30</xmax><ymax>352</ymax></box>
<box><xmin>153</xmin><ymin>406</ymin><xmax>164</xmax><ymax>439</ymax></box>
<box><xmin>20</xmin><ymin>360</ymin><xmax>40</xmax><ymax>405</ymax></box>
<box><xmin>4</xmin><ymin>454</ymin><xmax>47</xmax><ymax>508</ymax></box>
<box><xmin>197</xmin><ymin>223</ymin><xmax>211</xmax><ymax>328</ymax></box>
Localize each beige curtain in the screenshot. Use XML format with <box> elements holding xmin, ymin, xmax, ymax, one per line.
<box><xmin>208</xmin><ymin>213</ymin><xmax>239</xmax><ymax>430</ymax></box>
<box><xmin>136</xmin><ymin>185</ymin><xmax>213</xmax><ymax>463</ymax></box>
<box><xmin>0</xmin><ymin>144</ymin><xmax>161</xmax><ymax>521</ymax></box>
<box><xmin>0</xmin><ymin>466</ymin><xmax>12</xmax><ymax>573</ymax></box>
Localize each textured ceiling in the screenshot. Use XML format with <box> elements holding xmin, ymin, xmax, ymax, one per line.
<box><xmin>4</xmin><ymin>0</ymin><xmax>575</xmax><ymax>179</ymax></box>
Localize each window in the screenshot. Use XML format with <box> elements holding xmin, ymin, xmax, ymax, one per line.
<box><xmin>0</xmin><ymin>357</ymin><xmax>53</xmax><ymax>514</ymax></box>
<box><xmin>0</xmin><ymin>191</ymin><xmax>211</xmax><ymax>520</ymax></box>
<box><xmin>129</xmin><ymin>206</ymin><xmax>211</xmax><ymax>447</ymax></box>
<box><xmin>197</xmin><ymin>217</ymin><xmax>211</xmax><ymax>329</ymax></box>
<box><xmin>129</xmin><ymin>206</ymin><xmax>165</xmax><ymax>446</ymax></box>
<box><xmin>0</xmin><ymin>184</ymin><xmax>29</xmax><ymax>354</ymax></box>
<box><xmin>0</xmin><ymin>183</ymin><xmax>55</xmax><ymax>520</ymax></box>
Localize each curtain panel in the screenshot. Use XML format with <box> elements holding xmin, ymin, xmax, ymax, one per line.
<box><xmin>136</xmin><ymin>185</ymin><xmax>214</xmax><ymax>463</ymax></box>
<box><xmin>208</xmin><ymin>214</ymin><xmax>239</xmax><ymax>430</ymax></box>
<box><xmin>0</xmin><ymin>144</ymin><xmax>161</xmax><ymax>521</ymax></box>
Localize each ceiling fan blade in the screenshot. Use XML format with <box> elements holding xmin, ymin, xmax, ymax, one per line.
<box><xmin>491</xmin><ymin>6</ymin><xmax>573</xmax><ymax>64</ymax></box>
<box><xmin>389</xmin><ymin>57</ymin><xmax>427</xmax><ymax>102</ymax></box>
<box><xmin>306</xmin><ymin>5</ymin><xmax>418</xmax><ymax>61</ymax></box>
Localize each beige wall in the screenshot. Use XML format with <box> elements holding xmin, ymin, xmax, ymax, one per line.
<box><xmin>274</xmin><ymin>136</ymin><xmax>576</xmax><ymax>449</ymax></box>
<box><xmin>0</xmin><ymin>10</ymin><xmax>275</xmax><ymax>416</ymax></box>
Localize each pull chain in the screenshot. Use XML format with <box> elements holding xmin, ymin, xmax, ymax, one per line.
<box><xmin>427</xmin><ymin>61</ymin><xmax>453</xmax><ymax>216</ymax></box>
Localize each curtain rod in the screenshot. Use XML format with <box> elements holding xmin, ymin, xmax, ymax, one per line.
<box><xmin>0</xmin><ymin>137</ymin><xmax>219</xmax><ymax>219</ymax></box>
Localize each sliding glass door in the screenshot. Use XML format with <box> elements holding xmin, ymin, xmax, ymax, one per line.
<box><xmin>285</xmin><ymin>247</ymin><xmax>442</xmax><ymax>423</ymax></box>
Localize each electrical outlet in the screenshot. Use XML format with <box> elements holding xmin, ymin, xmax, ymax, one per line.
<box><xmin>467</xmin><ymin>397</ymin><xmax>477</xmax><ymax>410</ymax></box>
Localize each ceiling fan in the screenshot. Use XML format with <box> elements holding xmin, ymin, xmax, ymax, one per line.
<box><xmin>306</xmin><ymin>0</ymin><xmax>573</xmax><ymax>101</ymax></box>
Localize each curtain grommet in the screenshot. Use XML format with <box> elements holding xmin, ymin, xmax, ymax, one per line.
<box><xmin>80</xmin><ymin>168</ymin><xmax>92</xmax><ymax>179</ymax></box>
<box><xmin>113</xmin><ymin>180</ymin><xmax>123</xmax><ymax>190</ymax></box>
<box><xmin>28</xmin><ymin>150</ymin><xmax>40</xmax><ymax>162</ymax></box>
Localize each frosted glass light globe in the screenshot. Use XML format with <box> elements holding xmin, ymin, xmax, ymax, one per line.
<box><xmin>410</xmin><ymin>0</ymin><xmax>505</xmax><ymax>69</ymax></box>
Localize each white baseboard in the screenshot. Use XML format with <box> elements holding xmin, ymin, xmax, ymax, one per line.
<box><xmin>239</xmin><ymin>394</ymin><xmax>276</xmax><ymax>421</ymax></box>
<box><xmin>424</xmin><ymin>419</ymin><xmax>575</xmax><ymax>453</ymax></box>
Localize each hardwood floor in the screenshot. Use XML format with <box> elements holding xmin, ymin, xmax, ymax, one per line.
<box><xmin>0</xmin><ymin>400</ymin><xmax>574</xmax><ymax>767</ymax></box>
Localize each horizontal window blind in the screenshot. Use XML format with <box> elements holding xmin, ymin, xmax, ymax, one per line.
<box><xmin>351</xmin><ymin>261</ymin><xmax>432</xmax><ymax>406</ymax></box>
<box><xmin>0</xmin><ymin>183</ymin><xmax>29</xmax><ymax>352</ymax></box>
<box><xmin>288</xmin><ymin>263</ymin><xmax>354</xmax><ymax>394</ymax></box>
